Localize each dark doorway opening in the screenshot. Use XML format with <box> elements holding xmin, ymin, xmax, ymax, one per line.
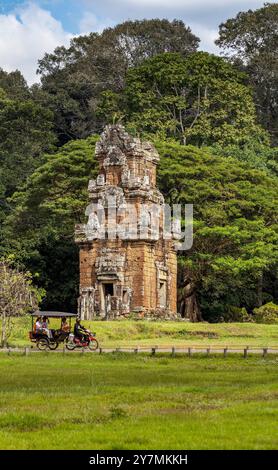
<box><xmin>104</xmin><ymin>283</ymin><xmax>114</xmax><ymax>296</ymax></box>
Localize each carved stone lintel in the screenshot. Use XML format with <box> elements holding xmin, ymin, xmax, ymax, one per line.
<box><xmin>103</xmin><ymin>146</ymin><xmax>126</xmax><ymax>166</ymax></box>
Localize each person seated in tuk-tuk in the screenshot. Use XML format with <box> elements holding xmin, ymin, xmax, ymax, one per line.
<box><xmin>34</xmin><ymin>316</ymin><xmax>42</xmax><ymax>334</ymax></box>
<box><xmin>42</xmin><ymin>316</ymin><xmax>52</xmax><ymax>338</ymax></box>
<box><xmin>74</xmin><ymin>318</ymin><xmax>88</xmax><ymax>342</ymax></box>
<box><xmin>55</xmin><ymin>316</ymin><xmax>70</xmax><ymax>340</ymax></box>
<box><xmin>61</xmin><ymin>317</ymin><xmax>70</xmax><ymax>333</ymax></box>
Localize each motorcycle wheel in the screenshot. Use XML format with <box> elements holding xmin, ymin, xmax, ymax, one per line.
<box><xmin>37</xmin><ymin>338</ymin><xmax>49</xmax><ymax>351</ymax></box>
<box><xmin>49</xmin><ymin>341</ymin><xmax>59</xmax><ymax>350</ymax></box>
<box><xmin>88</xmin><ymin>338</ymin><xmax>98</xmax><ymax>351</ymax></box>
<box><xmin>65</xmin><ymin>338</ymin><xmax>76</xmax><ymax>350</ymax></box>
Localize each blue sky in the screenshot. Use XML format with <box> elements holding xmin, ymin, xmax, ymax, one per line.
<box><xmin>0</xmin><ymin>0</ymin><xmax>271</xmax><ymax>84</ymax></box>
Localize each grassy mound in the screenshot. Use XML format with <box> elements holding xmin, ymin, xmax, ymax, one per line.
<box><xmin>4</xmin><ymin>317</ymin><xmax>278</xmax><ymax>348</ymax></box>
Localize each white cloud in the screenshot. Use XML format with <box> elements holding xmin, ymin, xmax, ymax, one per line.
<box><xmin>0</xmin><ymin>2</ymin><xmax>73</xmax><ymax>85</ymax></box>
<box><xmin>190</xmin><ymin>23</ymin><xmax>220</xmax><ymax>54</ymax></box>
<box><xmin>0</xmin><ymin>0</ymin><xmax>266</xmax><ymax>85</ymax></box>
<box><xmin>79</xmin><ymin>11</ymin><xmax>114</xmax><ymax>34</ymax></box>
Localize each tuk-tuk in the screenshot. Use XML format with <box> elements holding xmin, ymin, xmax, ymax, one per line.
<box><xmin>29</xmin><ymin>311</ymin><xmax>77</xmax><ymax>350</ymax></box>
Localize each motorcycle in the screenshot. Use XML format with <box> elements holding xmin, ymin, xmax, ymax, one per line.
<box><xmin>66</xmin><ymin>330</ymin><xmax>98</xmax><ymax>351</ymax></box>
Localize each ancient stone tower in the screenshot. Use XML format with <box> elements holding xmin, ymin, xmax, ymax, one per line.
<box><xmin>75</xmin><ymin>125</ymin><xmax>177</xmax><ymax>319</ymax></box>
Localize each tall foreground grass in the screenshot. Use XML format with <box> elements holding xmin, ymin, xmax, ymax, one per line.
<box><xmin>0</xmin><ymin>353</ymin><xmax>277</xmax><ymax>449</ymax></box>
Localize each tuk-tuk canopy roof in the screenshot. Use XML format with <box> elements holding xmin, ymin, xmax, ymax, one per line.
<box><xmin>31</xmin><ymin>310</ymin><xmax>77</xmax><ymax>318</ymax></box>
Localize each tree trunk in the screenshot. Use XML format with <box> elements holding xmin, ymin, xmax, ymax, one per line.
<box><xmin>180</xmin><ymin>276</ymin><xmax>203</xmax><ymax>322</ymax></box>
<box><xmin>257</xmin><ymin>274</ymin><xmax>263</xmax><ymax>308</ymax></box>
<box><xmin>0</xmin><ymin>311</ymin><xmax>7</xmax><ymax>348</ymax></box>
<box><xmin>185</xmin><ymin>294</ymin><xmax>202</xmax><ymax>322</ymax></box>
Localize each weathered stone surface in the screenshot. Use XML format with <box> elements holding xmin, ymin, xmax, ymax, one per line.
<box><xmin>95</xmin><ymin>124</ymin><xmax>159</xmax><ymax>163</ymax></box>
<box><xmin>75</xmin><ymin>125</ymin><xmax>177</xmax><ymax>320</ymax></box>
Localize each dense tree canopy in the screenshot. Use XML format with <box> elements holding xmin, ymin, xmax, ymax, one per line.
<box><xmin>100</xmin><ymin>52</ymin><xmax>268</xmax><ymax>148</ymax></box>
<box><xmin>216</xmin><ymin>2</ymin><xmax>278</xmax><ymax>144</ymax></box>
<box><xmin>0</xmin><ymin>93</ymin><xmax>55</xmax><ymax>197</ymax></box>
<box><xmin>0</xmin><ymin>69</ymin><xmax>30</xmax><ymax>101</ymax></box>
<box><xmin>35</xmin><ymin>19</ymin><xmax>199</xmax><ymax>145</ymax></box>
<box><xmin>156</xmin><ymin>139</ymin><xmax>278</xmax><ymax>319</ymax></box>
<box><xmin>3</xmin><ymin>135</ymin><xmax>278</xmax><ymax>319</ymax></box>
<box><xmin>2</xmin><ymin>137</ymin><xmax>98</xmax><ymax>311</ymax></box>
<box><xmin>0</xmin><ymin>86</ymin><xmax>56</xmax><ymax>248</ymax></box>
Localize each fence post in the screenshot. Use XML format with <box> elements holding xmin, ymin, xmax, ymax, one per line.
<box><xmin>206</xmin><ymin>348</ymin><xmax>210</xmax><ymax>357</ymax></box>
<box><xmin>188</xmin><ymin>347</ymin><xmax>191</xmax><ymax>357</ymax></box>
<box><xmin>134</xmin><ymin>347</ymin><xmax>138</xmax><ymax>354</ymax></box>
<box><xmin>263</xmin><ymin>348</ymin><xmax>268</xmax><ymax>358</ymax></box>
<box><xmin>224</xmin><ymin>347</ymin><xmax>228</xmax><ymax>358</ymax></box>
<box><xmin>25</xmin><ymin>347</ymin><xmax>29</xmax><ymax>356</ymax></box>
<box><xmin>151</xmin><ymin>347</ymin><xmax>156</xmax><ymax>356</ymax></box>
<box><xmin>243</xmin><ymin>348</ymin><xmax>248</xmax><ymax>358</ymax></box>
<box><xmin>171</xmin><ymin>347</ymin><xmax>176</xmax><ymax>357</ymax></box>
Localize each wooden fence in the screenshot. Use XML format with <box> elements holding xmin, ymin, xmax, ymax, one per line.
<box><xmin>1</xmin><ymin>345</ymin><xmax>278</xmax><ymax>357</ymax></box>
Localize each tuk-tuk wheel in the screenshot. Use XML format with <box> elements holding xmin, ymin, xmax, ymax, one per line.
<box><xmin>49</xmin><ymin>341</ymin><xmax>59</xmax><ymax>350</ymax></box>
<box><xmin>37</xmin><ymin>338</ymin><xmax>49</xmax><ymax>351</ymax></box>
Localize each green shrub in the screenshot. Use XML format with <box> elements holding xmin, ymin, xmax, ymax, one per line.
<box><xmin>221</xmin><ymin>306</ymin><xmax>253</xmax><ymax>323</ymax></box>
<box><xmin>253</xmin><ymin>302</ymin><xmax>278</xmax><ymax>324</ymax></box>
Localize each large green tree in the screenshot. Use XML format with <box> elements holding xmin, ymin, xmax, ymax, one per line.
<box><xmin>0</xmin><ymin>68</ymin><xmax>30</xmax><ymax>101</ymax></box>
<box><xmin>0</xmin><ymin>93</ymin><xmax>55</xmax><ymax>198</ymax></box>
<box><xmin>3</xmin><ymin>136</ymin><xmax>98</xmax><ymax>311</ymax></box>
<box><xmin>35</xmin><ymin>19</ymin><xmax>199</xmax><ymax>145</ymax></box>
<box><xmin>104</xmin><ymin>52</ymin><xmax>268</xmax><ymax>147</ymax></box>
<box><xmin>216</xmin><ymin>3</ymin><xmax>278</xmax><ymax>144</ymax></box>
<box><xmin>209</xmin><ymin>141</ymin><xmax>278</xmax><ymax>177</ymax></box>
<box><xmin>156</xmin><ymin>139</ymin><xmax>278</xmax><ymax>320</ymax></box>
<box><xmin>0</xmin><ymin>88</ymin><xmax>56</xmax><ymax>246</ymax></box>
<box><xmin>0</xmin><ymin>69</ymin><xmax>53</xmax><ymax>213</ymax></box>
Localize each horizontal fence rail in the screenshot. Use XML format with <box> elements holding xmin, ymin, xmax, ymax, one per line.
<box><xmin>1</xmin><ymin>346</ymin><xmax>278</xmax><ymax>357</ymax></box>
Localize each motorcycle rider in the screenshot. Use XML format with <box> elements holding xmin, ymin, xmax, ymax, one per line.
<box><xmin>74</xmin><ymin>318</ymin><xmax>89</xmax><ymax>343</ymax></box>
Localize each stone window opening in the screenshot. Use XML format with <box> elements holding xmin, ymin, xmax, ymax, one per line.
<box><xmin>159</xmin><ymin>280</ymin><xmax>167</xmax><ymax>308</ymax></box>
<box><xmin>123</xmin><ymin>289</ymin><xmax>129</xmax><ymax>304</ymax></box>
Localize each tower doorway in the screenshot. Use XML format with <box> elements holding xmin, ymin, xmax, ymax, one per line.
<box><xmin>104</xmin><ymin>283</ymin><xmax>114</xmax><ymax>296</ymax></box>
<box><xmin>100</xmin><ymin>282</ymin><xmax>114</xmax><ymax>315</ymax></box>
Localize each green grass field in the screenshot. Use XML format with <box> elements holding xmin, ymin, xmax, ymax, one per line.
<box><xmin>7</xmin><ymin>317</ymin><xmax>278</xmax><ymax>349</ymax></box>
<box><xmin>0</xmin><ymin>353</ymin><xmax>277</xmax><ymax>450</ymax></box>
